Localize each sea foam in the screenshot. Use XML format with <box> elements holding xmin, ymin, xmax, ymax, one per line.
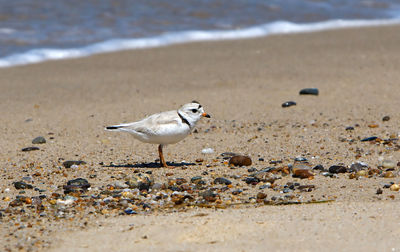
<box><xmin>0</xmin><ymin>19</ymin><xmax>399</xmax><ymax>68</ymax></box>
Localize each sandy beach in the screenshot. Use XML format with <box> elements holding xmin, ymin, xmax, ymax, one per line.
<box><xmin>1</xmin><ymin>24</ymin><xmax>400</xmax><ymax>251</ymax></box>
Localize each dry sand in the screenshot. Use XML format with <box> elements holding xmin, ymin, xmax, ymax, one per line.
<box><xmin>1</xmin><ymin>24</ymin><xmax>400</xmax><ymax>251</ymax></box>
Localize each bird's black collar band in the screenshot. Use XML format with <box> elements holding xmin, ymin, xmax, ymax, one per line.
<box><xmin>178</xmin><ymin>112</ymin><xmax>191</xmax><ymax>128</ymax></box>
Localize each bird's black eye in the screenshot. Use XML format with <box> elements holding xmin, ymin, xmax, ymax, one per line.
<box><xmin>191</xmin><ymin>109</ymin><xmax>198</xmax><ymax>113</ymax></box>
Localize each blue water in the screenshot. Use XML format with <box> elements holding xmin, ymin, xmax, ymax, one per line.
<box><xmin>1</xmin><ymin>0</ymin><xmax>400</xmax><ymax>67</ymax></box>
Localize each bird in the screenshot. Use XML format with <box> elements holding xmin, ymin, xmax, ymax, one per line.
<box><xmin>105</xmin><ymin>101</ymin><xmax>210</xmax><ymax>167</ymax></box>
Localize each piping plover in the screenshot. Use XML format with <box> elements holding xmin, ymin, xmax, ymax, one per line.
<box><xmin>105</xmin><ymin>101</ymin><xmax>210</xmax><ymax>167</ymax></box>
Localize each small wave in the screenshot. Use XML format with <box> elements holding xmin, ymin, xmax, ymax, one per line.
<box><xmin>0</xmin><ymin>18</ymin><xmax>399</xmax><ymax>68</ymax></box>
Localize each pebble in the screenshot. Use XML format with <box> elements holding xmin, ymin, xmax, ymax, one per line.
<box><xmin>294</xmin><ymin>157</ymin><xmax>308</xmax><ymax>162</ymax></box>
<box><xmin>32</xmin><ymin>136</ymin><xmax>46</xmax><ymax>144</ymax></box>
<box><xmin>299</xmin><ymin>88</ymin><xmax>319</xmax><ymax>95</ymax></box>
<box><xmin>213</xmin><ymin>177</ymin><xmax>232</xmax><ymax>185</ymax></box>
<box><xmin>390</xmin><ymin>184</ymin><xmax>400</xmax><ymax>191</ymax></box>
<box><xmin>282</xmin><ymin>101</ymin><xmax>296</xmax><ymax>108</ymax></box>
<box><xmin>124</xmin><ymin>208</ymin><xmax>137</xmax><ymax>215</ymax></box>
<box><xmin>345</xmin><ymin>126</ymin><xmax>355</xmax><ymax>131</ymax></box>
<box><xmin>382</xmin><ymin>115</ymin><xmax>390</xmax><ymax>122</ymax></box>
<box><xmin>229</xmin><ymin>155</ymin><xmax>252</xmax><ymax>166</ymax></box>
<box><xmin>250</xmin><ymin>171</ymin><xmax>279</xmax><ymax>183</ymax></box>
<box><xmin>292</xmin><ymin>163</ymin><xmax>314</xmax><ymax>179</ymax></box>
<box><xmin>349</xmin><ymin>162</ymin><xmax>368</xmax><ymax>172</ymax></box>
<box><xmin>259</xmin><ymin>183</ymin><xmax>271</xmax><ymax>189</ymax></box>
<box><xmin>376</xmin><ymin>188</ymin><xmax>383</xmax><ymax>194</ymax></box>
<box><xmin>126</xmin><ymin>173</ymin><xmax>153</xmax><ymax>191</ymax></box>
<box><xmin>244</xmin><ymin>177</ymin><xmax>260</xmax><ymax>185</ymax></box>
<box><xmin>63</xmin><ymin>178</ymin><xmax>91</xmax><ymax>194</ymax></box>
<box><xmin>201</xmin><ymin>148</ymin><xmax>214</xmax><ymax>154</ymax></box>
<box><xmin>21</xmin><ymin>147</ymin><xmax>40</xmax><ymax>152</ymax></box>
<box><xmin>328</xmin><ymin>165</ymin><xmax>348</xmax><ymax>173</ymax></box>
<box><xmin>256</xmin><ymin>192</ymin><xmax>267</xmax><ymax>199</ymax></box>
<box><xmin>382</xmin><ymin>160</ymin><xmax>396</xmax><ymax>169</ymax></box>
<box><xmin>190</xmin><ymin>176</ymin><xmax>203</xmax><ymax>183</ymax></box>
<box><xmin>247</xmin><ymin>167</ymin><xmax>257</xmax><ymax>173</ymax></box>
<box><xmin>62</xmin><ymin>160</ymin><xmax>87</xmax><ymax>168</ymax></box>
<box><xmin>361</xmin><ymin>136</ymin><xmax>378</xmax><ymax>142</ymax></box>
<box><xmin>13</xmin><ymin>181</ymin><xmax>33</xmax><ymax>190</ymax></box>
<box><xmin>312</xmin><ymin>164</ymin><xmax>325</xmax><ymax>171</ymax></box>
<box><xmin>356</xmin><ymin>170</ymin><xmax>368</xmax><ymax>177</ymax></box>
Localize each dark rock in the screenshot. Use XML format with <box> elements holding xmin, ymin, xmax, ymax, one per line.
<box><xmin>345</xmin><ymin>126</ymin><xmax>355</xmax><ymax>131</ymax></box>
<box><xmin>376</xmin><ymin>188</ymin><xmax>383</xmax><ymax>195</ymax></box>
<box><xmin>232</xmin><ymin>189</ymin><xmax>243</xmax><ymax>195</ymax></box>
<box><xmin>382</xmin><ymin>116</ymin><xmax>390</xmax><ymax>122</ymax></box>
<box><xmin>258</xmin><ymin>158</ymin><xmax>264</xmax><ymax>161</ymax></box>
<box><xmin>175</xmin><ymin>178</ymin><xmax>187</xmax><ymax>185</ymax></box>
<box><xmin>244</xmin><ymin>177</ymin><xmax>260</xmax><ymax>185</ymax></box>
<box><xmin>62</xmin><ymin>160</ymin><xmax>87</xmax><ymax>168</ymax></box>
<box><xmin>213</xmin><ymin>177</ymin><xmax>232</xmax><ymax>185</ymax></box>
<box><xmin>63</xmin><ymin>178</ymin><xmax>91</xmax><ymax>194</ymax></box>
<box><xmin>191</xmin><ymin>176</ymin><xmax>203</xmax><ymax>183</ymax></box>
<box><xmin>32</xmin><ymin>136</ymin><xmax>46</xmax><ymax>144</ymax></box>
<box><xmin>361</xmin><ymin>136</ymin><xmax>377</xmax><ymax>142</ymax></box>
<box><xmin>21</xmin><ymin>147</ymin><xmax>40</xmax><ymax>152</ymax></box>
<box><xmin>269</xmin><ymin>160</ymin><xmax>282</xmax><ymax>165</ymax></box>
<box><xmin>282</xmin><ymin>101</ymin><xmax>296</xmax><ymax>108</ymax></box>
<box><xmin>13</xmin><ymin>181</ymin><xmax>33</xmax><ymax>190</ymax></box>
<box><xmin>299</xmin><ymin>88</ymin><xmax>319</xmax><ymax>95</ymax></box>
<box><xmin>124</xmin><ymin>208</ymin><xmax>137</xmax><ymax>215</ymax></box>
<box><xmin>312</xmin><ymin>164</ymin><xmax>325</xmax><ymax>171</ymax></box>
<box><xmin>328</xmin><ymin>165</ymin><xmax>348</xmax><ymax>173</ymax></box>
<box><xmin>229</xmin><ymin>155</ymin><xmax>252</xmax><ymax>166</ymax></box>
<box><xmin>247</xmin><ymin>167</ymin><xmax>257</xmax><ymax>173</ymax></box>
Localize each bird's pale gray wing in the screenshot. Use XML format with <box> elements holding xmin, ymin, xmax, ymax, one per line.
<box><xmin>123</xmin><ymin>110</ymin><xmax>180</xmax><ymax>135</ymax></box>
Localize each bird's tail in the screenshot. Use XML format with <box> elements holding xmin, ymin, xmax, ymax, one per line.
<box><xmin>105</xmin><ymin>125</ymin><xmax>123</xmax><ymax>131</ymax></box>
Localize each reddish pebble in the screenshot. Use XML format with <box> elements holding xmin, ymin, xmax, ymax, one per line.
<box><xmin>229</xmin><ymin>155</ymin><xmax>252</xmax><ymax>166</ymax></box>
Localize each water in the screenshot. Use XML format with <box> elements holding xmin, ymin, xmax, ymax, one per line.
<box><xmin>1</xmin><ymin>0</ymin><xmax>400</xmax><ymax>67</ymax></box>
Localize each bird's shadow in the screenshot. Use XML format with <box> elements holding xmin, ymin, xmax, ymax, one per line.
<box><xmin>104</xmin><ymin>161</ymin><xmax>196</xmax><ymax>169</ymax></box>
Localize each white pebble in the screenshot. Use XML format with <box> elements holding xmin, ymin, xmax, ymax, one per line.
<box><xmin>201</xmin><ymin>148</ymin><xmax>214</xmax><ymax>154</ymax></box>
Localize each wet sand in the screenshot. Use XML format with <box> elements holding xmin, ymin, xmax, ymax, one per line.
<box><xmin>1</xmin><ymin>24</ymin><xmax>400</xmax><ymax>251</ymax></box>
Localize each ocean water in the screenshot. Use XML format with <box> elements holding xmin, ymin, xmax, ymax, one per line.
<box><xmin>1</xmin><ymin>0</ymin><xmax>400</xmax><ymax>67</ymax></box>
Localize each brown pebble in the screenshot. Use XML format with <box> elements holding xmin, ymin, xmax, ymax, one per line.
<box><xmin>292</xmin><ymin>164</ymin><xmax>314</xmax><ymax>179</ymax></box>
<box><xmin>384</xmin><ymin>171</ymin><xmax>395</xmax><ymax>178</ymax></box>
<box><xmin>228</xmin><ymin>155</ymin><xmax>252</xmax><ymax>166</ymax></box>
<box><xmin>382</xmin><ymin>116</ymin><xmax>390</xmax><ymax>121</ymax></box>
<box><xmin>376</xmin><ymin>188</ymin><xmax>383</xmax><ymax>194</ymax></box>
<box><xmin>256</xmin><ymin>192</ymin><xmax>267</xmax><ymax>200</ymax></box>
<box><xmin>368</xmin><ymin>124</ymin><xmax>379</xmax><ymax>128</ymax></box>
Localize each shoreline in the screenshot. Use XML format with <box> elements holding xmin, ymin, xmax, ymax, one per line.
<box><xmin>1</xmin><ymin>24</ymin><xmax>400</xmax><ymax>251</ymax></box>
<box><xmin>1</xmin><ymin>19</ymin><xmax>400</xmax><ymax>68</ymax></box>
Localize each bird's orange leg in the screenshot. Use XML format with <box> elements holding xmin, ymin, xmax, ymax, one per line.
<box><xmin>158</xmin><ymin>144</ymin><xmax>169</xmax><ymax>168</ymax></box>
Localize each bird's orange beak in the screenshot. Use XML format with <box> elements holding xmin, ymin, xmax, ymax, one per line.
<box><xmin>202</xmin><ymin>112</ymin><xmax>211</xmax><ymax>118</ymax></box>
